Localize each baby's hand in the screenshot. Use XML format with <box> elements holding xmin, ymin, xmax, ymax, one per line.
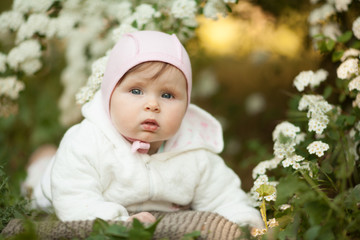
<box><xmin>127</xmin><ymin>212</ymin><xmax>156</xmax><ymax>224</ymax></box>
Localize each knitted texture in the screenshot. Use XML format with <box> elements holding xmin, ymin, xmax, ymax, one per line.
<box><xmin>2</xmin><ymin>211</ymin><xmax>242</xmax><ymax>239</ymax></box>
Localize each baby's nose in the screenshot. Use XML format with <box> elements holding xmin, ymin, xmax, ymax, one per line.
<box><xmin>145</xmin><ymin>100</ymin><xmax>160</xmax><ymax>112</ymax></box>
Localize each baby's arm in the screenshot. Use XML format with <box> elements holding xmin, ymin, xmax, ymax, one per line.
<box><xmin>50</xmin><ymin>126</ymin><xmax>129</xmax><ymax>221</ymax></box>
<box><xmin>192</xmin><ymin>152</ymin><xmax>264</xmax><ymax>228</ymax></box>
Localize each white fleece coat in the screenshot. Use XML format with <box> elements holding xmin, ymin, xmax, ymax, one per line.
<box><xmin>39</xmin><ymin>91</ymin><xmax>263</xmax><ymax>228</ymax></box>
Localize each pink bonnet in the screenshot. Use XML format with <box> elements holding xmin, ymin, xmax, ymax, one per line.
<box><xmin>101</xmin><ymin>30</ymin><xmax>192</xmax><ymax>117</ymax></box>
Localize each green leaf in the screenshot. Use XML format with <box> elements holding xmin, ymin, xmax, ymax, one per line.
<box><xmin>91</xmin><ymin>218</ymin><xmax>109</xmax><ymax>236</ymax></box>
<box><xmin>320</xmin><ymin>159</ymin><xmax>333</xmax><ymax>174</ymax></box>
<box><xmin>275</xmin><ymin>175</ymin><xmax>310</xmax><ymax>206</ymax></box>
<box><xmin>323</xmin><ymin>86</ymin><xmax>333</xmax><ymax>99</ymax></box>
<box><xmin>225</xmin><ymin>4</ymin><xmax>232</xmax><ymax>13</ymax></box>
<box><xmin>131</xmin><ymin>20</ymin><xmax>138</xmax><ymax>29</ymax></box>
<box><xmin>105</xmin><ymin>224</ymin><xmax>128</xmax><ymax>237</ymax></box>
<box><xmin>317</xmin><ymin>40</ymin><xmax>328</xmax><ymax>53</ymax></box>
<box><xmin>344</xmin><ymin>184</ymin><xmax>360</xmax><ymax>210</ymax></box>
<box><xmin>345</xmin><ymin>115</ymin><xmax>356</xmax><ymax>125</ymax></box>
<box><xmin>144</xmin><ymin>217</ymin><xmax>162</xmax><ymax>235</ymax></box>
<box><xmin>337</xmin><ymin>31</ymin><xmax>353</xmax><ymax>43</ymax></box>
<box><xmin>304</xmin><ymin>225</ymin><xmax>321</xmax><ymax>240</ymax></box>
<box><xmin>325</xmin><ymin>39</ymin><xmax>335</xmax><ymax>51</ymax></box>
<box><xmin>181</xmin><ymin>231</ymin><xmax>202</xmax><ymax>240</ymax></box>
<box><xmin>256</xmin><ymin>184</ymin><xmax>276</xmax><ymax>197</ymax></box>
<box><xmin>351</xmin><ymin>40</ymin><xmax>360</xmax><ymax>49</ymax></box>
<box><xmin>338</xmin><ymin>92</ymin><xmax>346</xmax><ymax>102</ymax></box>
<box><xmin>331</xmin><ymin>50</ymin><xmax>344</xmax><ymax>62</ymax></box>
<box><xmin>128</xmin><ymin>229</ymin><xmax>152</xmax><ymax>240</ymax></box>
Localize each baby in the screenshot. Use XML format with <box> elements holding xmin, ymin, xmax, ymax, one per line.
<box><xmin>24</xmin><ymin>30</ymin><xmax>263</xmax><ymax>228</ymax></box>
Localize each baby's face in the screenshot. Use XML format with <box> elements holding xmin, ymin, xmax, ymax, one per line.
<box><xmin>110</xmin><ymin>64</ymin><xmax>188</xmax><ymax>151</ymax></box>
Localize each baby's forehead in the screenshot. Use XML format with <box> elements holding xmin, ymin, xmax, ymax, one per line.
<box><xmin>118</xmin><ymin>62</ymin><xmax>187</xmax><ymax>85</ymax></box>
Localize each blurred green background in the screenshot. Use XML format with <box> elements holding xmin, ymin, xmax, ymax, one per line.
<box><xmin>0</xmin><ymin>0</ymin><xmax>327</xmax><ymax>191</ymax></box>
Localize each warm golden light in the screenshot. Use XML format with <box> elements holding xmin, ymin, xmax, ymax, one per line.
<box><xmin>196</xmin><ymin>2</ymin><xmax>304</xmax><ymax>58</ymax></box>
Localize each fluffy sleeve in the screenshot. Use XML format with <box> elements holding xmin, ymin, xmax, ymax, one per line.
<box><xmin>50</xmin><ymin>122</ymin><xmax>129</xmax><ymax>222</ymax></box>
<box><xmin>191</xmin><ymin>152</ymin><xmax>264</xmax><ymax>228</ymax></box>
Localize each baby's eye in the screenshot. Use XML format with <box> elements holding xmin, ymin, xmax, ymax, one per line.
<box><xmin>161</xmin><ymin>93</ymin><xmax>174</xmax><ymax>99</ymax></box>
<box><xmin>130</xmin><ymin>89</ymin><xmax>142</xmax><ymax>95</ymax></box>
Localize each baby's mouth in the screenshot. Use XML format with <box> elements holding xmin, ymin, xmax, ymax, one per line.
<box><xmin>141</xmin><ymin>119</ymin><xmax>159</xmax><ymax>132</ymax></box>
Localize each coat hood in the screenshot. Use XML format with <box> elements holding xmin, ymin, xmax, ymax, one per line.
<box><xmin>81</xmin><ymin>91</ymin><xmax>224</xmax><ymax>155</ymax></box>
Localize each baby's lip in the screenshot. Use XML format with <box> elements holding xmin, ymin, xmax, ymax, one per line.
<box><xmin>141</xmin><ymin>119</ymin><xmax>159</xmax><ymax>131</ymax></box>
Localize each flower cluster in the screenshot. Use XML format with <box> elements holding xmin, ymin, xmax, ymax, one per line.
<box><xmin>353</xmin><ymin>16</ymin><xmax>360</xmax><ymax>40</ymax></box>
<box><xmin>308</xmin><ymin>0</ymin><xmax>354</xmax><ymax>43</ymax></box>
<box><xmin>250</xmin><ymin>175</ymin><xmax>278</xmax><ymax>205</ymax></box>
<box><xmin>298</xmin><ymin>95</ymin><xmax>333</xmax><ymax>134</ymax></box>
<box><xmin>293</xmin><ymin>69</ymin><xmax>329</xmax><ymax>92</ymax></box>
<box><xmin>307</xmin><ymin>140</ymin><xmax>330</xmax><ymax>157</ymax></box>
<box><xmin>0</xmin><ymin>76</ymin><xmax>24</xmax><ymax>99</ymax></box>
<box><xmin>251</xmin><ymin>218</ymin><xmax>279</xmax><ymax>237</ymax></box>
<box><xmin>250</xmin><ymin>1</ymin><xmax>360</xmax><ymax>238</ymax></box>
<box><xmin>7</xmin><ymin>39</ymin><xmax>42</xmax><ymax>75</ymax></box>
<box><xmin>337</xmin><ymin>58</ymin><xmax>359</xmax><ymax>79</ymax></box>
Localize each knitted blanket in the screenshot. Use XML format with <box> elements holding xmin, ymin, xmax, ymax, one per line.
<box><xmin>1</xmin><ymin>211</ymin><xmax>242</xmax><ymax>239</ymax></box>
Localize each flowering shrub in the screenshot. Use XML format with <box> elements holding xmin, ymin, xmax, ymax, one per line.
<box><xmin>250</xmin><ymin>0</ymin><xmax>360</xmax><ymax>238</ymax></box>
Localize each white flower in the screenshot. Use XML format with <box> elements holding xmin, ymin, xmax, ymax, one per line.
<box><xmin>47</xmin><ymin>13</ymin><xmax>78</xmax><ymax>38</ymax></box>
<box><xmin>299</xmin><ymin>95</ymin><xmax>332</xmax><ymax>134</ymax></box>
<box><xmin>341</xmin><ymin>48</ymin><xmax>360</xmax><ymax>62</ymax></box>
<box><xmin>20</xmin><ymin>58</ymin><xmax>42</xmax><ymax>75</ymax></box>
<box><xmin>279</xmin><ymin>204</ymin><xmax>291</xmax><ymax>211</ymax></box>
<box><xmin>112</xmin><ymin>24</ymin><xmax>138</xmax><ymax>43</ymax></box>
<box><xmin>106</xmin><ymin>1</ymin><xmax>132</xmax><ymax>22</ymax></box>
<box><xmin>282</xmin><ymin>155</ymin><xmax>304</xmax><ymax>170</ymax></box>
<box><xmin>0</xmin><ymin>76</ymin><xmax>25</xmax><ymax>99</ymax></box>
<box><xmin>295</xmin><ymin>132</ymin><xmax>306</xmax><ymax>144</ymax></box>
<box><xmin>322</xmin><ymin>22</ymin><xmax>342</xmax><ymax>40</ymax></box>
<box><xmin>272</xmin><ymin>121</ymin><xmax>300</xmax><ymax>141</ymax></box>
<box><xmin>0</xmin><ymin>53</ymin><xmax>7</xmax><ymax>73</ymax></box>
<box><xmin>294</xmin><ymin>71</ymin><xmax>311</xmax><ymax>92</ymax></box>
<box><xmin>13</xmin><ymin>0</ymin><xmax>55</xmax><ymax>13</ymax></box>
<box><xmin>353</xmin><ymin>17</ymin><xmax>360</xmax><ymax>40</ymax></box>
<box><xmin>335</xmin><ymin>0</ymin><xmax>352</xmax><ymax>12</ymax></box>
<box><xmin>252</xmin><ymin>157</ymin><xmax>282</xmax><ymax>179</ymax></box>
<box><xmin>171</xmin><ymin>0</ymin><xmax>197</xmax><ymax>19</ymax></box>
<box><xmin>253</xmin><ymin>175</ymin><xmax>269</xmax><ymax>188</ymax></box>
<box><xmin>76</xmin><ymin>56</ymin><xmax>108</xmax><ymax>104</ymax></box>
<box><xmin>308</xmin><ymin>115</ymin><xmax>329</xmax><ymax>134</ymax></box>
<box><xmin>264</xmin><ymin>192</ymin><xmax>277</xmax><ymax>201</ymax></box>
<box><xmin>267</xmin><ymin>218</ymin><xmax>279</xmax><ymax>228</ymax></box>
<box><xmin>294</xmin><ymin>69</ymin><xmax>328</xmax><ymax>92</ymax></box>
<box><xmin>349</xmin><ymin>76</ymin><xmax>360</xmax><ymax>91</ymax></box>
<box><xmin>131</xmin><ymin>4</ymin><xmax>159</xmax><ymax>28</ymax></box>
<box><xmin>353</xmin><ymin>93</ymin><xmax>360</xmax><ymax>108</ymax></box>
<box><xmin>274</xmin><ymin>141</ymin><xmax>296</xmax><ymax>159</ymax></box>
<box><xmin>251</xmin><ymin>228</ymin><xmax>267</xmax><ymax>237</ymax></box>
<box><xmin>203</xmin><ymin>0</ymin><xmax>228</xmax><ymax>20</ymax></box>
<box><xmin>250</xmin><ymin>175</ymin><xmax>278</xmax><ymax>202</ymax></box>
<box><xmin>308</xmin><ymin>4</ymin><xmax>335</xmax><ymax>25</ymax></box>
<box><xmin>337</xmin><ymin>58</ymin><xmax>359</xmax><ymax>79</ymax></box>
<box><xmin>7</xmin><ymin>39</ymin><xmax>42</xmax><ymax>71</ymax></box>
<box><xmin>245</xmin><ymin>93</ymin><xmax>266</xmax><ymax>115</ymax></box>
<box><xmin>298</xmin><ymin>95</ymin><xmax>332</xmax><ymax>114</ymax></box>
<box><xmin>0</xmin><ymin>11</ymin><xmax>24</xmax><ymax>35</ymax></box>
<box><xmin>16</xmin><ymin>13</ymin><xmax>50</xmax><ymax>43</ymax></box>
<box><xmin>313</xmin><ymin>69</ymin><xmax>329</xmax><ymax>88</ymax></box>
<box><xmin>307</xmin><ymin>141</ymin><xmax>329</xmax><ymax>157</ymax></box>
<box><xmin>193</xmin><ymin>68</ymin><xmax>219</xmax><ymax>98</ymax></box>
<box><xmin>223</xmin><ymin>0</ymin><xmax>237</xmax><ymax>3</ymax></box>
